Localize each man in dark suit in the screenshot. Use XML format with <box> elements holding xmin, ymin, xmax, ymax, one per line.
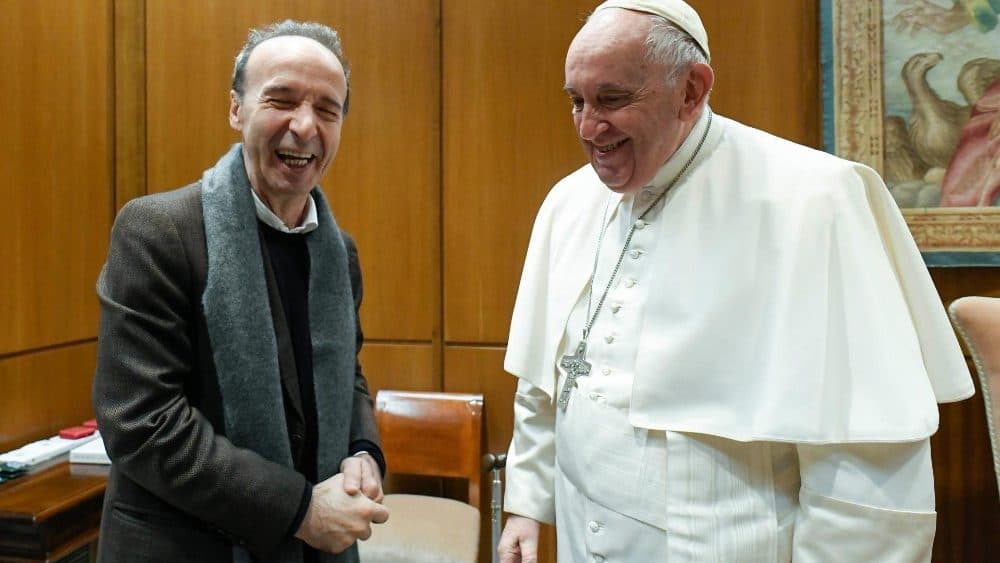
<box><xmin>93</xmin><ymin>20</ymin><xmax>388</xmax><ymax>563</ymax></box>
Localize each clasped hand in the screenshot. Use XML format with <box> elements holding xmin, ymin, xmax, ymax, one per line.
<box><xmin>295</xmin><ymin>454</ymin><xmax>389</xmax><ymax>554</ymax></box>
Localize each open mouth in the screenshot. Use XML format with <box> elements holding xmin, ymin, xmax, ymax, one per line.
<box><xmin>596</xmin><ymin>139</ymin><xmax>627</xmax><ymax>154</ymax></box>
<box><xmin>276</xmin><ymin>150</ymin><xmax>317</xmax><ymax>168</ymax></box>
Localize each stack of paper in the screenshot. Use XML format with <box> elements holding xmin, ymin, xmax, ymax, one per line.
<box><xmin>0</xmin><ymin>461</ymin><xmax>28</xmax><ymax>483</ymax></box>
<box><xmin>69</xmin><ymin>433</ymin><xmax>111</xmax><ymax>465</ymax></box>
<box><xmin>0</xmin><ymin>433</ymin><xmax>99</xmax><ymax>467</ymax></box>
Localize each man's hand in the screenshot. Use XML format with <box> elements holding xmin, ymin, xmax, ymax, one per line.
<box><xmin>340</xmin><ymin>452</ymin><xmax>384</xmax><ymax>503</ymax></box>
<box><xmin>498</xmin><ymin>515</ymin><xmax>541</xmax><ymax>563</ymax></box>
<box><xmin>294</xmin><ymin>473</ymin><xmax>390</xmax><ymax>554</ymax></box>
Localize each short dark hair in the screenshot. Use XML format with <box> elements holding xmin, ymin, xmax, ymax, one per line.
<box><xmin>231</xmin><ymin>19</ymin><xmax>351</xmax><ymax>114</ymax></box>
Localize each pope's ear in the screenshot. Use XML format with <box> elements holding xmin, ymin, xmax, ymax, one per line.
<box><xmin>681</xmin><ymin>62</ymin><xmax>714</xmax><ymax>119</ymax></box>
<box><xmin>229</xmin><ymin>90</ymin><xmax>243</xmax><ymax>131</ymax></box>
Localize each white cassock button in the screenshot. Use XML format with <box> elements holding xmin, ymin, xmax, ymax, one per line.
<box><xmin>635</xmin><ymin>220</ymin><xmax>646</xmax><ymax>230</ymax></box>
<box><xmin>594</xmin><ymin>556</ymin><xmax>606</xmax><ymax>563</ymax></box>
<box><xmin>602</xmin><ymin>366</ymin><xmax>611</xmax><ymax>375</ymax></box>
<box><xmin>630</xmin><ymin>249</ymin><xmax>642</xmax><ymax>259</ymax></box>
<box><xmin>604</xmin><ymin>334</ymin><xmax>615</xmax><ymax>344</ymax></box>
<box><xmin>611</xmin><ymin>303</ymin><xmax>622</xmax><ymax>314</ymax></box>
<box><xmin>588</xmin><ymin>391</ymin><xmax>602</xmax><ymax>402</ymax></box>
<box><xmin>588</xmin><ymin>521</ymin><xmax>601</xmax><ymax>533</ymax></box>
<box><xmin>624</xmin><ymin>278</ymin><xmax>636</xmax><ymax>288</ymax></box>
<box><xmin>641</xmin><ymin>191</ymin><xmax>654</xmax><ymax>201</ymax></box>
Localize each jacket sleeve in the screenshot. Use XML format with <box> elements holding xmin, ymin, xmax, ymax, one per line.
<box><xmin>341</xmin><ymin>233</ymin><xmax>382</xmax><ymax>467</ymax></box>
<box><xmin>93</xmin><ymin>197</ymin><xmax>306</xmax><ymax>557</ymax></box>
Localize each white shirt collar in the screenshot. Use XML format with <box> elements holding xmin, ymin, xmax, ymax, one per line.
<box><xmin>250</xmin><ymin>189</ymin><xmax>319</xmax><ymax>234</ymax></box>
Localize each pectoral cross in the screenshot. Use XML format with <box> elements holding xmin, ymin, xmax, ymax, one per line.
<box><xmin>558</xmin><ymin>341</ymin><xmax>592</xmax><ymax>410</ymax></box>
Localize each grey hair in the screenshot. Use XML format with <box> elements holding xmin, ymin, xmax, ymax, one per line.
<box><xmin>231</xmin><ymin>19</ymin><xmax>351</xmax><ymax>114</ymax></box>
<box><xmin>644</xmin><ymin>15</ymin><xmax>708</xmax><ymax>87</ymax></box>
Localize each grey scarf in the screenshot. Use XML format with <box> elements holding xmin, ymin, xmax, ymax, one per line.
<box><xmin>201</xmin><ymin>144</ymin><xmax>357</xmax><ymax>563</ymax></box>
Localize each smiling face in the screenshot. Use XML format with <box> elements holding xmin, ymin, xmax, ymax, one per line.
<box><xmin>229</xmin><ymin>35</ymin><xmax>347</xmax><ymax>209</ymax></box>
<box><xmin>565</xmin><ymin>10</ymin><xmax>690</xmax><ymax>194</ymax></box>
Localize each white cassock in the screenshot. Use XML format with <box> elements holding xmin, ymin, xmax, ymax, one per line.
<box><xmin>503</xmin><ymin>108</ymin><xmax>975</xmax><ymax>562</ymax></box>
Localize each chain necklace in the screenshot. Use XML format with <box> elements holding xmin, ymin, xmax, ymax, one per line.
<box><xmin>558</xmin><ymin>109</ymin><xmax>714</xmax><ymax>410</ymax></box>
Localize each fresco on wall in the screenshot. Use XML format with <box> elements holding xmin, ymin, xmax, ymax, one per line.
<box><xmin>822</xmin><ymin>0</ymin><xmax>1000</xmax><ymax>265</ymax></box>
<box><xmin>882</xmin><ymin>0</ymin><xmax>1000</xmax><ymax>209</ymax></box>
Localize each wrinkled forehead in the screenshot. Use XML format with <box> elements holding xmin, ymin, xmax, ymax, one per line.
<box><xmin>568</xmin><ymin>9</ymin><xmax>652</xmax><ymax>63</ymax></box>
<box><xmin>245</xmin><ymin>36</ymin><xmax>345</xmax><ymax>84</ymax></box>
<box><xmin>566</xmin><ymin>10</ymin><xmax>654</xmax><ymax>82</ymax></box>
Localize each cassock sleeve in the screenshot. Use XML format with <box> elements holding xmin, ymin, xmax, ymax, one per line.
<box><xmin>792</xmin><ymin>439</ymin><xmax>936</xmax><ymax>562</ymax></box>
<box><xmin>504</xmin><ymin>379</ymin><xmax>558</xmax><ymax>525</ymax></box>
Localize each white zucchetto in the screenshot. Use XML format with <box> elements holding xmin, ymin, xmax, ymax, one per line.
<box><xmin>594</xmin><ymin>0</ymin><xmax>711</xmax><ymax>61</ymax></box>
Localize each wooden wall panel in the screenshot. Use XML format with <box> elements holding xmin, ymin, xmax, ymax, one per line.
<box><xmin>145</xmin><ymin>0</ymin><xmax>440</xmax><ymax>342</ymax></box>
<box><xmin>443</xmin><ymin>346</ymin><xmax>515</xmax><ymax>455</ymax></box>
<box><xmin>359</xmin><ymin>342</ymin><xmax>436</xmax><ymax>397</ymax></box>
<box><xmin>442</xmin><ymin>0</ymin><xmax>596</xmax><ymax>344</ymax></box>
<box><xmin>929</xmin><ymin>268</ymin><xmax>1000</xmax><ymax>563</ymax></box>
<box><xmin>933</xmin><ymin>376</ymin><xmax>1000</xmax><ymax>563</ymax></box>
<box><xmin>0</xmin><ymin>0</ymin><xmax>112</xmax><ymax>354</ymax></box>
<box><xmin>689</xmin><ymin>0</ymin><xmax>821</xmax><ymax>146</ymax></box>
<box><xmin>114</xmin><ymin>0</ymin><xmax>147</xmax><ymax>210</ymax></box>
<box><xmin>443</xmin><ymin>346</ymin><xmax>554</xmax><ymax>563</ymax></box>
<box><xmin>0</xmin><ymin>343</ymin><xmax>97</xmax><ymax>453</ymax></box>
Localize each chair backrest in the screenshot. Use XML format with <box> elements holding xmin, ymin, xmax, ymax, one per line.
<box><xmin>375</xmin><ymin>390</ymin><xmax>484</xmax><ymax>507</ymax></box>
<box><xmin>948</xmin><ymin>296</ymin><xmax>1000</xmax><ymax>497</ymax></box>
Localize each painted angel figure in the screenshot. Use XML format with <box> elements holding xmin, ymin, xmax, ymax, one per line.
<box><xmin>891</xmin><ymin>0</ymin><xmax>1000</xmax><ymax>206</ymax></box>
<box><xmin>893</xmin><ymin>0</ymin><xmax>999</xmax><ymax>36</ymax></box>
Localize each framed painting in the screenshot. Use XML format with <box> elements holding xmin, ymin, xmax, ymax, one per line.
<box><xmin>821</xmin><ymin>0</ymin><xmax>1000</xmax><ymax>266</ymax></box>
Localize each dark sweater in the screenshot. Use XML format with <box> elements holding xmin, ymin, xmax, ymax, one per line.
<box><xmin>259</xmin><ymin>223</ymin><xmax>384</xmax><ymax>559</ymax></box>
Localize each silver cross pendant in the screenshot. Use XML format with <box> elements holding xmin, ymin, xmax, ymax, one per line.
<box><xmin>558</xmin><ymin>341</ymin><xmax>592</xmax><ymax>410</ymax></box>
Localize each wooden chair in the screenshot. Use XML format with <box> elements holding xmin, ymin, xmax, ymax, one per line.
<box><xmin>358</xmin><ymin>390</ymin><xmax>484</xmax><ymax>563</ymax></box>
<box><xmin>948</xmin><ymin>296</ymin><xmax>1000</xmax><ymax>498</ymax></box>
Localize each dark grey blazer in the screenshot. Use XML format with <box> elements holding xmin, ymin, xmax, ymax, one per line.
<box><xmin>92</xmin><ymin>183</ymin><xmax>378</xmax><ymax>562</ymax></box>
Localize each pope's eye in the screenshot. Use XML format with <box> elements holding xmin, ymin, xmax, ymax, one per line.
<box><xmin>600</xmin><ymin>95</ymin><xmax>630</xmax><ymax>108</ymax></box>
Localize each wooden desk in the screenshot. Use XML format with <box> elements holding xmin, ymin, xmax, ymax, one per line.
<box><xmin>0</xmin><ymin>459</ymin><xmax>108</xmax><ymax>562</ymax></box>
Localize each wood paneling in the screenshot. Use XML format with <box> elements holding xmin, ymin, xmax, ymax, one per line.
<box><xmin>145</xmin><ymin>0</ymin><xmax>440</xmax><ymax>342</ymax></box>
<box><xmin>443</xmin><ymin>346</ymin><xmax>516</xmax><ymax>455</ymax></box>
<box><xmin>114</xmin><ymin>0</ymin><xmax>147</xmax><ymax>210</ymax></box>
<box><xmin>689</xmin><ymin>0</ymin><xmax>821</xmax><ymax>146</ymax></box>
<box><xmin>443</xmin><ymin>0</ymin><xmax>596</xmax><ymax>344</ymax></box>
<box><xmin>360</xmin><ymin>342</ymin><xmax>436</xmax><ymax>398</ymax></box>
<box><xmin>0</xmin><ymin>343</ymin><xmax>97</xmax><ymax>453</ymax></box>
<box><xmin>929</xmin><ymin>268</ymin><xmax>1000</xmax><ymax>563</ymax></box>
<box><xmin>931</xmin><ymin>268</ymin><xmax>1000</xmax><ymax>303</ymax></box>
<box><xmin>443</xmin><ymin>345</ymin><xmax>555</xmax><ymax>563</ymax></box>
<box><xmin>0</xmin><ymin>1</ymin><xmax>112</xmax><ymax>354</ymax></box>
<box><xmin>933</xmin><ymin>374</ymin><xmax>1000</xmax><ymax>563</ymax></box>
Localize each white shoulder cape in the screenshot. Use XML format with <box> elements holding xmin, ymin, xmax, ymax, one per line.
<box><xmin>504</xmin><ymin>114</ymin><xmax>974</xmax><ymax>443</ymax></box>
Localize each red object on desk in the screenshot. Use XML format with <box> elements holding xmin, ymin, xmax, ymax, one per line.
<box><xmin>59</xmin><ymin>426</ymin><xmax>96</xmax><ymax>440</ymax></box>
